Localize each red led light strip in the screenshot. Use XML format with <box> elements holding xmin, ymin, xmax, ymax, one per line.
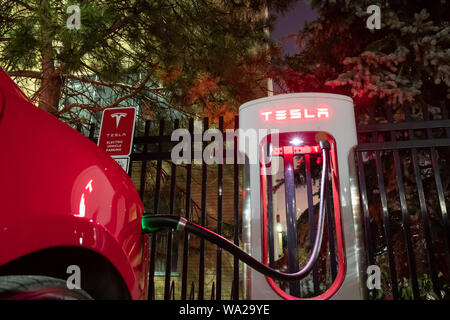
<box><xmin>271</xmin><ymin>145</ymin><xmax>321</xmax><ymax>156</ymax></box>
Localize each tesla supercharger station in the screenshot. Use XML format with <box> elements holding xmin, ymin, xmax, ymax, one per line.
<box><xmin>142</xmin><ymin>92</ymin><xmax>368</xmax><ymax>300</ymax></box>
<box><xmin>239</xmin><ymin>93</ymin><xmax>366</xmax><ymax>300</ymax></box>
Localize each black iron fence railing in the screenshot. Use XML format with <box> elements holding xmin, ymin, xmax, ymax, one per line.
<box><xmin>130</xmin><ymin>116</ymin><xmax>242</xmax><ymax>300</ymax></box>
<box><xmin>355</xmin><ymin>100</ymin><xmax>450</xmax><ymax>300</ymax></box>
<box><xmin>78</xmin><ymin>99</ymin><xmax>450</xmax><ymax>300</ymax></box>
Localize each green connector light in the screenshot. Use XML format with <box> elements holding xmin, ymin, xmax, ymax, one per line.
<box><xmin>141</xmin><ymin>216</ymin><xmax>160</xmax><ymax>233</ymax></box>
<box><xmin>141</xmin><ymin>215</ymin><xmax>183</xmax><ymax>234</ymax></box>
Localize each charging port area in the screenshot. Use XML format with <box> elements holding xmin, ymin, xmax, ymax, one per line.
<box><xmin>259</xmin><ymin>131</ymin><xmax>343</xmax><ymax>298</ymax></box>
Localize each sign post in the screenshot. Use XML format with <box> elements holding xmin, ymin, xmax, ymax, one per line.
<box><xmin>98</xmin><ymin>107</ymin><xmax>136</xmax><ymax>173</ymax></box>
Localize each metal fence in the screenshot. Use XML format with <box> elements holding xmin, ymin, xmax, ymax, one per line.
<box><xmin>355</xmin><ymin>100</ymin><xmax>450</xmax><ymax>300</ymax></box>
<box><xmin>79</xmin><ymin>99</ymin><xmax>450</xmax><ymax>300</ymax></box>
<box><xmin>130</xmin><ymin>116</ymin><xmax>241</xmax><ymax>300</ymax></box>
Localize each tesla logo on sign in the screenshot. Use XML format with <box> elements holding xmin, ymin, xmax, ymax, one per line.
<box><xmin>260</xmin><ymin>107</ymin><xmax>329</xmax><ymax>121</ymax></box>
<box><xmin>98</xmin><ymin>107</ymin><xmax>136</xmax><ymax>157</ymax></box>
<box><xmin>111</xmin><ymin>112</ymin><xmax>127</xmax><ymax>128</ymax></box>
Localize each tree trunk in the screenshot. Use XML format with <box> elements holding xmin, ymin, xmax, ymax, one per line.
<box><xmin>38</xmin><ymin>0</ymin><xmax>62</xmax><ymax>115</ymax></box>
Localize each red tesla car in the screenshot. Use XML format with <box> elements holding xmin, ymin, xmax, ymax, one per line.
<box><xmin>0</xmin><ymin>68</ymin><xmax>148</xmax><ymax>299</ymax></box>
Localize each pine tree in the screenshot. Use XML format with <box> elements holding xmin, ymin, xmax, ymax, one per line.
<box><xmin>273</xmin><ymin>0</ymin><xmax>449</xmax><ymax>107</ymax></box>
<box><xmin>0</xmin><ymin>0</ymin><xmax>296</xmax><ymax>125</ymax></box>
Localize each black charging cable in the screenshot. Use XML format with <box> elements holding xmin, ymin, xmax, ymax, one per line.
<box><xmin>142</xmin><ymin>140</ymin><xmax>330</xmax><ymax>282</ymax></box>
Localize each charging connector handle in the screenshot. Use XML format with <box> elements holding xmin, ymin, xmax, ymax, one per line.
<box><xmin>142</xmin><ymin>141</ymin><xmax>330</xmax><ymax>282</ymax></box>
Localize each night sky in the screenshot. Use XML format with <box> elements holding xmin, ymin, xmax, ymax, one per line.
<box><xmin>270</xmin><ymin>0</ymin><xmax>319</xmax><ymax>56</ymax></box>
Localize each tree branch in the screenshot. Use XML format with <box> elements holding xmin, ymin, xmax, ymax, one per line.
<box><xmin>65</xmin><ymin>74</ymin><xmax>135</xmax><ymax>91</ymax></box>
<box><xmin>8</xmin><ymin>70</ymin><xmax>42</xmax><ymax>78</ymax></box>
<box><xmin>11</xmin><ymin>0</ymin><xmax>34</xmax><ymax>11</ymax></box>
<box><xmin>58</xmin><ymin>72</ymin><xmax>154</xmax><ymax>114</ymax></box>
